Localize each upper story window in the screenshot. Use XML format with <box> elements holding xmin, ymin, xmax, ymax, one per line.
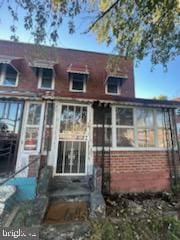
<box><xmin>33</xmin><ymin>67</ymin><xmax>54</xmax><ymax>90</ymax></box>
<box><xmin>69</xmin><ymin>73</ymin><xmax>87</xmax><ymax>92</ymax></box>
<box><xmin>105</xmin><ymin>76</ymin><xmax>122</xmax><ymax>95</ymax></box>
<box><xmin>0</xmin><ymin>63</ymin><xmax>18</xmax><ymax>87</ymax></box>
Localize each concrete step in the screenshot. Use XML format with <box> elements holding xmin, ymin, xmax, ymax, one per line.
<box><xmin>49</xmin><ymin>176</ymin><xmax>91</xmax><ymax>203</ymax></box>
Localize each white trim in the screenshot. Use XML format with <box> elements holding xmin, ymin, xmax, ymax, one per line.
<box><xmin>105</xmin><ymin>80</ymin><xmax>121</xmax><ymax>95</ymax></box>
<box><xmin>93</xmin><ymin>105</ymin><xmax>169</xmax><ymax>150</ymax></box>
<box><xmin>15</xmin><ymin>101</ymin><xmax>45</xmax><ymax>177</ymax></box>
<box><xmin>37</xmin><ymin>68</ymin><xmax>55</xmax><ymax>90</ymax></box>
<box><xmin>23</xmin><ymin>102</ymin><xmax>45</xmax><ymax>152</ymax></box>
<box><xmin>69</xmin><ymin>73</ymin><xmax>87</xmax><ymax>93</ymax></box>
<box><xmin>0</xmin><ymin>63</ymin><xmax>19</xmax><ymax>87</ymax></box>
<box><xmin>105</xmin><ymin>74</ymin><xmax>128</xmax><ymax>83</ymax></box>
<box><xmin>53</xmin><ymin>102</ymin><xmax>91</xmax><ymax>176</ymax></box>
<box><xmin>93</xmin><ymin>147</ymin><xmax>167</xmax><ymax>151</ymax></box>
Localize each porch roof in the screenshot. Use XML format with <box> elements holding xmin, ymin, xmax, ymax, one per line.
<box><xmin>92</xmin><ymin>96</ymin><xmax>180</xmax><ymax>109</ymax></box>
<box><xmin>0</xmin><ymin>91</ymin><xmax>179</xmax><ymax>109</ymax></box>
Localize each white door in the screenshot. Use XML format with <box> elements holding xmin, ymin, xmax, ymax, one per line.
<box><xmin>16</xmin><ymin>101</ymin><xmax>45</xmax><ymax>177</ymax></box>
<box><xmin>55</xmin><ymin>104</ymin><xmax>90</xmax><ymax>175</ymax></box>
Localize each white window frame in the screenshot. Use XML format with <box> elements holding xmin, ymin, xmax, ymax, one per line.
<box><xmin>42</xmin><ymin>101</ymin><xmax>54</xmax><ymax>154</ymax></box>
<box><xmin>0</xmin><ymin>63</ymin><xmax>19</xmax><ymax>87</ymax></box>
<box><xmin>105</xmin><ymin>78</ymin><xmax>121</xmax><ymax>95</ymax></box>
<box><xmin>93</xmin><ymin>105</ymin><xmax>168</xmax><ymax>151</ymax></box>
<box><xmin>37</xmin><ymin>68</ymin><xmax>55</xmax><ymax>90</ymax></box>
<box><xmin>115</xmin><ymin>106</ymin><xmax>135</xmax><ymax>148</ymax></box>
<box><xmin>23</xmin><ymin>102</ymin><xmax>45</xmax><ymax>152</ymax></box>
<box><xmin>69</xmin><ymin>73</ymin><xmax>87</xmax><ymax>93</ymax></box>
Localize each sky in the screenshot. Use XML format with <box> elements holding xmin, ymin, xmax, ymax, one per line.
<box><xmin>0</xmin><ymin>3</ymin><xmax>179</xmax><ymax>100</ymax></box>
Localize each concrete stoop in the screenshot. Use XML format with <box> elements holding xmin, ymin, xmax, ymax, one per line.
<box><xmin>44</xmin><ymin>176</ymin><xmax>106</xmax><ymax>224</ymax></box>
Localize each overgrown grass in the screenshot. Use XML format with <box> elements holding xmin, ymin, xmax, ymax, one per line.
<box><xmin>88</xmin><ymin>219</ymin><xmax>116</xmax><ymax>240</ymax></box>
<box><xmin>88</xmin><ymin>211</ymin><xmax>180</xmax><ymax>240</ymax></box>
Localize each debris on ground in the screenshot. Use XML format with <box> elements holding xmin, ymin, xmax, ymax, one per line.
<box><xmin>87</xmin><ymin>192</ymin><xmax>180</xmax><ymax>240</ymax></box>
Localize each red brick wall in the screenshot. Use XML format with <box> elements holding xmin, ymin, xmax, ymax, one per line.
<box><xmin>0</xmin><ymin>40</ymin><xmax>135</xmax><ymax>99</ymax></box>
<box><xmin>94</xmin><ymin>151</ymin><xmax>170</xmax><ymax>193</ymax></box>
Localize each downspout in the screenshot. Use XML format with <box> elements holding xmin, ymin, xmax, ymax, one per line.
<box><xmin>168</xmin><ymin>108</ymin><xmax>177</xmax><ymax>185</ymax></box>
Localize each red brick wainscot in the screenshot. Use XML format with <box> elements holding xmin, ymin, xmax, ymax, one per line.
<box><xmin>94</xmin><ymin>151</ymin><xmax>170</xmax><ymax>193</ymax></box>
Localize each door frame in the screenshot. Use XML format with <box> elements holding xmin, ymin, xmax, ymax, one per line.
<box><xmin>53</xmin><ymin>101</ymin><xmax>92</xmax><ymax>176</ymax></box>
<box><xmin>15</xmin><ymin>101</ymin><xmax>45</xmax><ymax>177</ymax></box>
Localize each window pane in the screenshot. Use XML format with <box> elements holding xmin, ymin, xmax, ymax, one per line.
<box><xmin>138</xmin><ymin>129</ymin><xmax>155</xmax><ymax>147</ymax></box>
<box><xmin>156</xmin><ymin>110</ymin><xmax>165</xmax><ymax>127</ymax></box>
<box><xmin>3</xmin><ymin>65</ymin><xmax>17</xmax><ymax>86</ymax></box>
<box><xmin>93</xmin><ymin>127</ymin><xmax>112</xmax><ymax>147</ymax></box>
<box><xmin>46</xmin><ymin>103</ymin><xmax>54</xmax><ymax>125</ymax></box>
<box><xmin>41</xmin><ymin>69</ymin><xmax>53</xmax><ymax>89</ymax></box>
<box><xmin>107</xmin><ymin>83</ymin><xmax>118</xmax><ymax>93</ymax></box>
<box><xmin>72</xmin><ymin>73</ymin><xmax>85</xmax><ymax>81</ymax></box>
<box><xmin>82</xmin><ymin>107</ymin><xmax>87</xmax><ymax>124</ymax></box>
<box><xmin>158</xmin><ymin>128</ymin><xmax>166</xmax><ymax>148</ymax></box>
<box><xmin>72</xmin><ymin>79</ymin><xmax>84</xmax><ymax>90</ymax></box>
<box><xmin>117</xmin><ymin>128</ymin><xmax>135</xmax><ymax>147</ymax></box>
<box><xmin>94</xmin><ymin>107</ymin><xmax>111</xmax><ymax>125</ymax></box>
<box><xmin>64</xmin><ymin>141</ymin><xmax>72</xmax><ymax>173</ymax></box>
<box><xmin>24</xmin><ymin>127</ymin><xmax>38</xmax><ymax>150</ymax></box>
<box><xmin>0</xmin><ymin>102</ymin><xmax>5</xmax><ymax>118</ymax></box>
<box><xmin>71</xmin><ymin>73</ymin><xmax>86</xmax><ymax>91</ymax></box>
<box><xmin>27</xmin><ymin>104</ymin><xmax>41</xmax><ymax>125</ymax></box>
<box><xmin>136</xmin><ymin>109</ymin><xmax>154</xmax><ymax>127</ymax></box>
<box><xmin>116</xmin><ymin>108</ymin><xmax>133</xmax><ymax>126</ymax></box>
<box><xmin>60</xmin><ymin>105</ymin><xmax>87</xmax><ymax>140</ymax></box>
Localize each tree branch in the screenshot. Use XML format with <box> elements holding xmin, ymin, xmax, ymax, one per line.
<box><xmin>85</xmin><ymin>0</ymin><xmax>120</xmax><ymax>33</ymax></box>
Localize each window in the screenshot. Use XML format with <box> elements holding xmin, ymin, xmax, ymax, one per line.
<box><xmin>92</xmin><ymin>106</ymin><xmax>170</xmax><ymax>149</ymax></box>
<box><xmin>24</xmin><ymin>103</ymin><xmax>42</xmax><ymax>150</ymax></box>
<box><xmin>106</xmin><ymin>77</ymin><xmax>121</xmax><ymax>95</ymax></box>
<box><xmin>136</xmin><ymin>108</ymin><xmax>155</xmax><ymax>147</ymax></box>
<box><xmin>33</xmin><ymin>67</ymin><xmax>54</xmax><ymax>89</ymax></box>
<box><xmin>60</xmin><ymin>105</ymin><xmax>87</xmax><ymax>140</ymax></box>
<box><xmin>0</xmin><ymin>63</ymin><xmax>18</xmax><ymax>87</ymax></box>
<box><xmin>93</xmin><ymin>107</ymin><xmax>112</xmax><ymax>147</ymax></box>
<box><xmin>176</xmin><ymin>108</ymin><xmax>180</xmax><ymax>116</ymax></box>
<box><xmin>69</xmin><ymin>73</ymin><xmax>87</xmax><ymax>92</ymax></box>
<box><xmin>116</xmin><ymin>108</ymin><xmax>135</xmax><ymax>147</ymax></box>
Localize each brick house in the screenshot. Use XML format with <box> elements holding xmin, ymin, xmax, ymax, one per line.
<box><xmin>0</xmin><ymin>40</ymin><xmax>179</xmax><ymax>199</ymax></box>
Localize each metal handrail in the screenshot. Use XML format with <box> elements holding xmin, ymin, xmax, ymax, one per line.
<box><xmin>0</xmin><ymin>156</ymin><xmax>40</xmax><ymax>186</ymax></box>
